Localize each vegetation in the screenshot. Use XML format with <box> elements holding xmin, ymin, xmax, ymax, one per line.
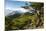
<box><xmin>5</xmin><ymin>2</ymin><xmax>44</xmax><ymax>31</ymax></box>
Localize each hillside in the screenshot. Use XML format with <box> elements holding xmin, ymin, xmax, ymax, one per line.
<box><xmin>5</xmin><ymin>12</ymin><xmax>44</xmax><ymax>31</ymax></box>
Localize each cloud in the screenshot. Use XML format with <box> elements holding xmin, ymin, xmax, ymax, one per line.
<box><xmin>6</xmin><ymin>7</ymin><xmax>29</xmax><ymax>12</ymax></box>
<box><xmin>5</xmin><ymin>7</ymin><xmax>29</xmax><ymax>16</ymax></box>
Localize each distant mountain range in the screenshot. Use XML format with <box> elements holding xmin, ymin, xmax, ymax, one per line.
<box><xmin>5</xmin><ymin>8</ymin><xmax>35</xmax><ymax>16</ymax></box>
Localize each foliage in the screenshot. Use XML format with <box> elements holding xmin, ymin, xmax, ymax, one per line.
<box><xmin>5</xmin><ymin>2</ymin><xmax>44</xmax><ymax>31</ymax></box>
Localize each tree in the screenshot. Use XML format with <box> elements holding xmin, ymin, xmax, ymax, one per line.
<box><xmin>30</xmin><ymin>2</ymin><xmax>43</xmax><ymax>10</ymax></box>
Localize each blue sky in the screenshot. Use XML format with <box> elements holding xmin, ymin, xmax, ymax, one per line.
<box><xmin>5</xmin><ymin>0</ymin><xmax>31</xmax><ymax>9</ymax></box>
<box><xmin>5</xmin><ymin>0</ymin><xmax>32</xmax><ymax>16</ymax></box>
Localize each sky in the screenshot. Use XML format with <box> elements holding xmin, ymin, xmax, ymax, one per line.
<box><xmin>5</xmin><ymin>0</ymin><xmax>32</xmax><ymax>16</ymax></box>
<box><xmin>5</xmin><ymin>0</ymin><xmax>31</xmax><ymax>10</ymax></box>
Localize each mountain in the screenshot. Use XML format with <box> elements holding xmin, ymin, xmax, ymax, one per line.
<box><xmin>8</xmin><ymin>10</ymin><xmax>23</xmax><ymax>18</ymax></box>
<box><xmin>5</xmin><ymin>9</ymin><xmax>14</xmax><ymax>16</ymax></box>
<box><xmin>5</xmin><ymin>8</ymin><xmax>35</xmax><ymax>16</ymax></box>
